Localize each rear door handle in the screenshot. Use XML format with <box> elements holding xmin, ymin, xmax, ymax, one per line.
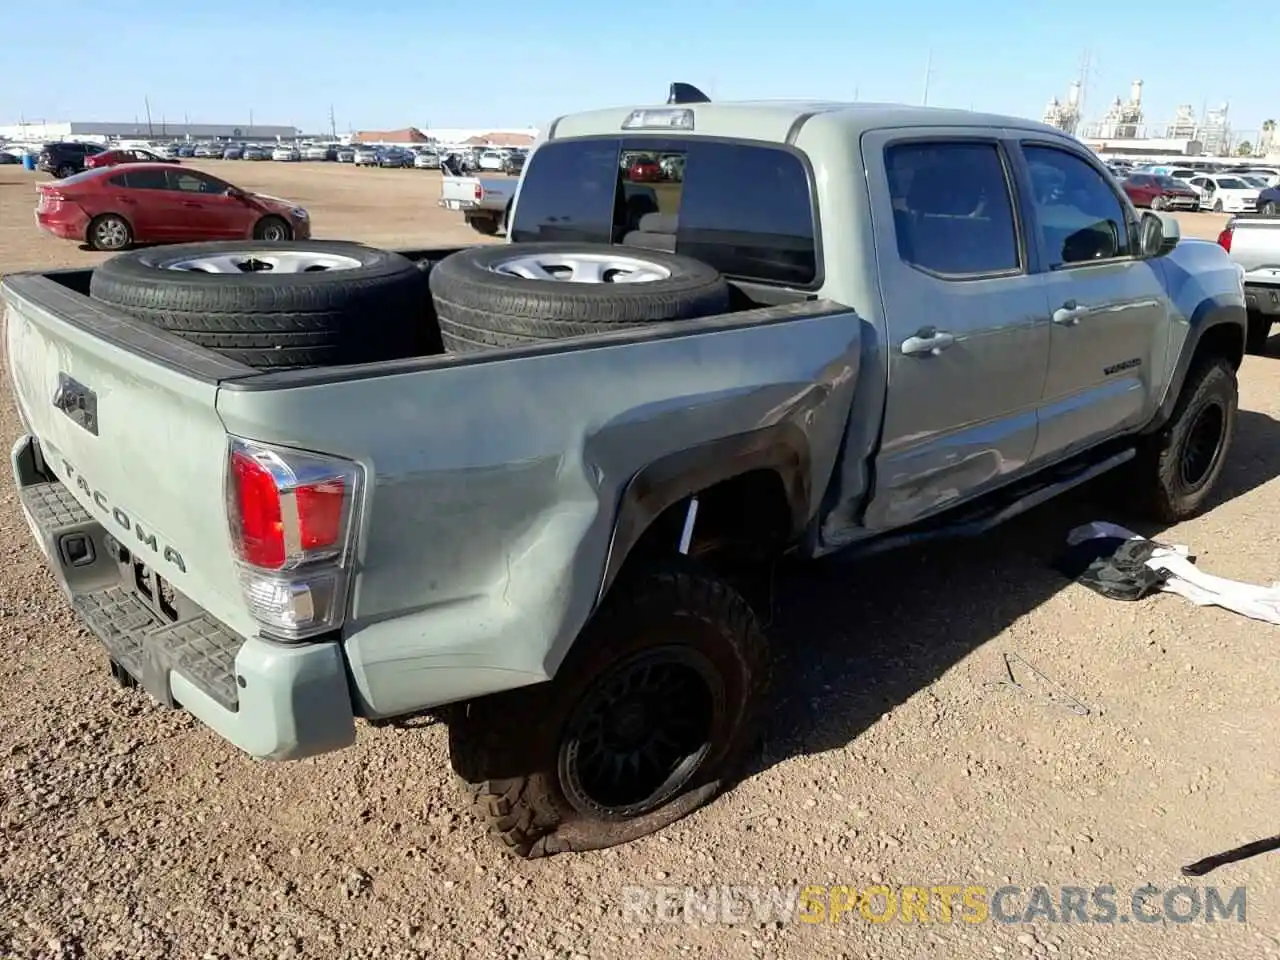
<box><xmin>1053</xmin><ymin>300</ymin><xmax>1086</xmax><ymax>325</ymax></box>
<box><xmin>901</xmin><ymin>328</ymin><xmax>957</xmax><ymax>356</ymax></box>
<box><xmin>180</xmin><ymin>201</ymin><xmax>201</xmax><ymax>208</ymax></box>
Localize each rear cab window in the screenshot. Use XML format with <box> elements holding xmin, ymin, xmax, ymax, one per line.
<box><xmin>510</xmin><ymin>137</ymin><xmax>819</xmax><ymax>287</ymax></box>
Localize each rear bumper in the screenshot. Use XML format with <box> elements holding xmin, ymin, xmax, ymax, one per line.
<box><xmin>12</xmin><ymin>434</ymin><xmax>356</xmax><ymax>761</ymax></box>
<box><xmin>35</xmin><ymin>209</ymin><xmax>90</xmax><ymax>241</ymax></box>
<box><xmin>1245</xmin><ymin>282</ymin><xmax>1280</xmax><ymax>318</ymax></box>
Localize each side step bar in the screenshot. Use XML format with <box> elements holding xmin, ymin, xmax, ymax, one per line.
<box><xmin>830</xmin><ymin>447</ymin><xmax>1136</xmax><ymax>562</ymax></box>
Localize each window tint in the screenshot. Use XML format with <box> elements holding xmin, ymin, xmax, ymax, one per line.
<box><xmin>508</xmin><ymin>139</ymin><xmax>620</xmax><ymax>244</ymax></box>
<box><xmin>169</xmin><ymin>170</ymin><xmax>227</xmax><ymax>194</ymax></box>
<box><xmin>510</xmin><ymin>138</ymin><xmax>819</xmax><ymax>285</ymax></box>
<box><xmin>122</xmin><ymin>168</ymin><xmax>170</xmax><ymax>190</ymax></box>
<box><xmin>1023</xmin><ymin>144</ymin><xmax>1130</xmax><ymax>267</ymax></box>
<box><xmin>676</xmin><ymin>142</ymin><xmax>816</xmax><ymax>285</ymax></box>
<box><xmin>107</xmin><ymin>173</ymin><xmax>128</xmax><ymax>188</ymax></box>
<box><xmin>1128</xmin><ymin>174</ymin><xmax>1153</xmax><ymax>186</ymax></box>
<box><xmin>885</xmin><ymin>141</ymin><xmax>1020</xmax><ymax>276</ymax></box>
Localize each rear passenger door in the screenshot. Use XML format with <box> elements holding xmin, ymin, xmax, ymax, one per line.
<box><xmin>1015</xmin><ymin>141</ymin><xmax>1168</xmax><ymax>460</ymax></box>
<box><xmin>860</xmin><ymin>132</ymin><xmax>1052</xmax><ymax>531</ymax></box>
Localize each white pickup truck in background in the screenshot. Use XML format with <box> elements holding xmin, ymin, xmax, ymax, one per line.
<box><xmin>1219</xmin><ymin>215</ymin><xmax>1280</xmax><ymax>352</ymax></box>
<box><xmin>437</xmin><ymin>154</ymin><xmax>517</xmax><ymax>236</ymax></box>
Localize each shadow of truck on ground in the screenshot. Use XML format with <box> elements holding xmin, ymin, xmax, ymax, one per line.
<box><xmin>749</xmin><ymin>408</ymin><xmax>1280</xmax><ymax>772</ymax></box>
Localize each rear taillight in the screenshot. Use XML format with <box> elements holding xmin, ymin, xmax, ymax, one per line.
<box><xmin>1217</xmin><ymin>225</ymin><xmax>1233</xmax><ymax>252</ymax></box>
<box><xmin>226</xmin><ymin>438</ymin><xmax>363</xmax><ymax>640</ymax></box>
<box><xmin>474</xmin><ymin>183</ymin><xmax>484</xmax><ymax>202</ymax></box>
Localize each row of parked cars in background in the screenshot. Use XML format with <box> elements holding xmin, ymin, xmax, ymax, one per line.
<box><xmin>1108</xmin><ymin>159</ymin><xmax>1280</xmax><ymax>215</ymax></box>
<box><xmin>6</xmin><ymin>138</ymin><xmax>531</xmax><ymax>179</ymax></box>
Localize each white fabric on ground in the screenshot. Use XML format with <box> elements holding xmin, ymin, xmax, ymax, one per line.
<box><xmin>1066</xmin><ymin>522</ymin><xmax>1280</xmax><ymax>626</ymax></box>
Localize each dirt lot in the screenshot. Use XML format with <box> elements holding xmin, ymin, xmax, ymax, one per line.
<box><xmin>2</xmin><ymin>161</ymin><xmax>1279</xmax><ymax>960</ymax></box>
<box><xmin>0</xmin><ymin>161</ymin><xmax>495</xmax><ymax>273</ymax></box>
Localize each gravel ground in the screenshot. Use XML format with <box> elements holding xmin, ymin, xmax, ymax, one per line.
<box><xmin>1</xmin><ymin>163</ymin><xmax>1277</xmax><ymax>959</ymax></box>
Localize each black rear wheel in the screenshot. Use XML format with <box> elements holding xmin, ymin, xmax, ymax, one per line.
<box><xmin>449</xmin><ymin>562</ymin><xmax>770</xmax><ymax>858</ymax></box>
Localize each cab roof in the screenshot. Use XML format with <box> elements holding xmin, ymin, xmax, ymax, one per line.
<box><xmin>546</xmin><ymin>100</ymin><xmax>1068</xmax><ymax>145</ymax></box>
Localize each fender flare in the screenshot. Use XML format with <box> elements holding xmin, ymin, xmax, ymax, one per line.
<box><xmin>1143</xmin><ymin>294</ymin><xmax>1246</xmax><ymax>435</ymax></box>
<box><xmin>596</xmin><ymin>422</ymin><xmax>813</xmax><ymax>603</ymax></box>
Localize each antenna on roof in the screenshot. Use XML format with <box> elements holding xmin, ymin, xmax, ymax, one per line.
<box><xmin>668</xmin><ymin>82</ymin><xmax>711</xmax><ymax>105</ymax></box>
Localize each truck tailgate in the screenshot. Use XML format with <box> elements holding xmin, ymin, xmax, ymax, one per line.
<box><xmin>3</xmin><ymin>279</ymin><xmax>250</xmax><ymax>636</ymax></box>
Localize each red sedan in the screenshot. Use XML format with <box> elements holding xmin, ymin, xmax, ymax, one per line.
<box><xmin>1120</xmin><ymin>173</ymin><xmax>1200</xmax><ymax>212</ymax></box>
<box><xmin>35</xmin><ymin>164</ymin><xmax>311</xmax><ymax>251</ymax></box>
<box><xmin>84</xmin><ymin>147</ymin><xmax>176</xmax><ymax>170</ymax></box>
<box><xmin>627</xmin><ymin>157</ymin><xmax>663</xmax><ymax>182</ymax></box>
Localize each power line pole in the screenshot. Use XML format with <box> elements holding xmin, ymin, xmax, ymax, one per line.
<box><xmin>329</xmin><ymin>104</ymin><xmax>336</xmax><ymax>139</ymax></box>
<box><xmin>144</xmin><ymin>96</ymin><xmax>154</xmax><ymax>137</ymax></box>
<box><xmin>922</xmin><ymin>50</ymin><xmax>934</xmax><ymax>106</ymax></box>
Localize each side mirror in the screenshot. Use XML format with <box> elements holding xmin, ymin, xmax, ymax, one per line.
<box><xmin>1139</xmin><ymin>211</ymin><xmax>1179</xmax><ymax>258</ymax></box>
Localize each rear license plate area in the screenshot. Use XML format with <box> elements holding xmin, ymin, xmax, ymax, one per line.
<box><xmin>130</xmin><ymin>558</ymin><xmax>179</xmax><ymax>622</ymax></box>
<box><xmin>105</xmin><ymin>535</ymin><xmax>180</xmax><ymax>624</ymax></box>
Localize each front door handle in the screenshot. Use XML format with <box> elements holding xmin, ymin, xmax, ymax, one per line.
<box><xmin>180</xmin><ymin>201</ymin><xmax>201</xmax><ymax>208</ymax></box>
<box><xmin>1053</xmin><ymin>300</ymin><xmax>1086</xmax><ymax>325</ymax></box>
<box><xmin>901</xmin><ymin>327</ymin><xmax>957</xmax><ymax>356</ymax></box>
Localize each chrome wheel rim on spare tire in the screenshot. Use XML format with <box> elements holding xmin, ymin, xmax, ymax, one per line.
<box><xmin>95</xmin><ymin>219</ymin><xmax>129</xmax><ymax>249</ymax></box>
<box><xmin>157</xmin><ymin>251</ymin><xmax>363</xmax><ymax>274</ymax></box>
<box><xmin>490</xmin><ymin>251</ymin><xmax>672</xmax><ymax>284</ymax></box>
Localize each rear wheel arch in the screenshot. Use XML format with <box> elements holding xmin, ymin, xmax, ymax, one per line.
<box><xmin>596</xmin><ymin>424</ymin><xmax>813</xmax><ymax>605</ymax></box>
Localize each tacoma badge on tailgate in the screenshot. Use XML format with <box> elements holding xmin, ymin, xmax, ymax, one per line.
<box><xmin>51</xmin><ymin>373</ymin><xmax>97</xmax><ymax>436</ymax></box>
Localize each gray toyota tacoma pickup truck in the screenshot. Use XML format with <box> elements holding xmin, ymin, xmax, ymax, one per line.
<box><xmin>2</xmin><ymin>84</ymin><xmax>1247</xmax><ymax>859</ymax></box>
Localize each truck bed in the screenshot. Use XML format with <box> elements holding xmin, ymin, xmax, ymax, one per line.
<box><xmin>10</xmin><ymin>246</ymin><xmax>821</xmax><ymax>383</ymax></box>
<box><xmin>3</xmin><ymin>248</ymin><xmax>861</xmax><ymax>753</ymax></box>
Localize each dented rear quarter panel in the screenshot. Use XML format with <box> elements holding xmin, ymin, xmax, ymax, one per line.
<box><xmin>215</xmin><ymin>305</ymin><xmax>862</xmax><ymax>717</ymax></box>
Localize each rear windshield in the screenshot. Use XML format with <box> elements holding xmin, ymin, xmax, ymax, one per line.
<box><xmin>510</xmin><ymin>137</ymin><xmax>819</xmax><ymax>286</ymax></box>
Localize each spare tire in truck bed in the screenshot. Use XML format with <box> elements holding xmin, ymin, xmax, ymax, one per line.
<box><xmin>88</xmin><ymin>240</ymin><xmax>435</xmax><ymax>370</ymax></box>
<box><xmin>428</xmin><ymin>242</ymin><xmax>731</xmax><ymax>353</ymax></box>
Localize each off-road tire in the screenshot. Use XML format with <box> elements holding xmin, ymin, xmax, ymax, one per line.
<box><xmin>428</xmin><ymin>242</ymin><xmax>730</xmax><ymax>353</ymax></box>
<box><xmin>88</xmin><ymin>240</ymin><xmax>434</xmax><ymax>369</ymax></box>
<box><xmin>1246</xmin><ymin>309</ymin><xmax>1272</xmax><ymax>355</ymax></box>
<box><xmin>1134</xmin><ymin>357</ymin><xmax>1238</xmax><ymax>522</ymax></box>
<box><xmin>448</xmin><ymin>562</ymin><xmax>770</xmax><ymax>859</ymax></box>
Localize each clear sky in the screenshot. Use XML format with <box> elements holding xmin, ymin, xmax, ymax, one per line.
<box><xmin>0</xmin><ymin>0</ymin><xmax>1273</xmax><ymax>140</ymax></box>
